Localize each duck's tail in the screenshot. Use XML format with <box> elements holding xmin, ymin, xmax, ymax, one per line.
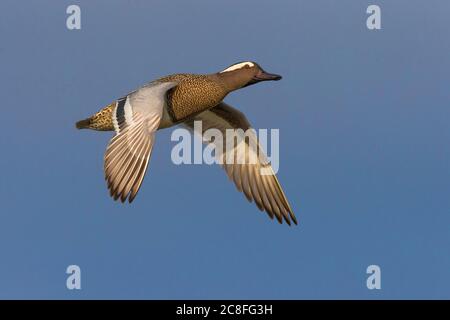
<box><xmin>75</xmin><ymin>103</ymin><xmax>115</xmax><ymax>131</ymax></box>
<box><xmin>75</xmin><ymin>118</ymin><xmax>91</xmax><ymax>129</ymax></box>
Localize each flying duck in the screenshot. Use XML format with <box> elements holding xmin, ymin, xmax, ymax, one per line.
<box><xmin>76</xmin><ymin>61</ymin><xmax>297</xmax><ymax>225</ymax></box>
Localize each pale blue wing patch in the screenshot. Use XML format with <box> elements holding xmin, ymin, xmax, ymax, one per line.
<box><xmin>105</xmin><ymin>81</ymin><xmax>178</xmax><ymax>203</ymax></box>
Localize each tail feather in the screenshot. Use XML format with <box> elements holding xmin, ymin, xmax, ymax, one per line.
<box><xmin>76</xmin><ymin>118</ymin><xmax>91</xmax><ymax>129</ymax></box>
<box><xmin>75</xmin><ymin>103</ymin><xmax>115</xmax><ymax>131</ymax></box>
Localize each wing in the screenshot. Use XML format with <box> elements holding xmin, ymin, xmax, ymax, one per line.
<box><xmin>104</xmin><ymin>81</ymin><xmax>177</xmax><ymax>203</ymax></box>
<box><xmin>183</xmin><ymin>102</ymin><xmax>297</xmax><ymax>225</ymax></box>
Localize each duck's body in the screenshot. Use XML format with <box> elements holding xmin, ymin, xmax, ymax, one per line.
<box><xmin>76</xmin><ymin>61</ymin><xmax>297</xmax><ymax>225</ymax></box>
<box><xmin>77</xmin><ymin>73</ymin><xmax>237</xmax><ymax>131</ymax></box>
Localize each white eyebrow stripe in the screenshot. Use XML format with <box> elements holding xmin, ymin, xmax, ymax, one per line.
<box><xmin>220</xmin><ymin>62</ymin><xmax>254</xmax><ymax>73</ymax></box>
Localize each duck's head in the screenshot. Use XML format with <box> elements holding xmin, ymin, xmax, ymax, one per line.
<box><xmin>218</xmin><ymin>61</ymin><xmax>282</xmax><ymax>91</ymax></box>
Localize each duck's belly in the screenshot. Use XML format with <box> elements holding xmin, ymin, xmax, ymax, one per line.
<box><xmin>159</xmin><ymin>104</ymin><xmax>177</xmax><ymax>129</ymax></box>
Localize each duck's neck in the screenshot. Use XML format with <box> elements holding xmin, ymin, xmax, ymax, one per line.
<box><xmin>216</xmin><ymin>71</ymin><xmax>249</xmax><ymax>93</ymax></box>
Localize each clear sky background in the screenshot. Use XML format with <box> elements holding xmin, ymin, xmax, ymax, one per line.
<box><xmin>1</xmin><ymin>0</ymin><xmax>449</xmax><ymax>299</ymax></box>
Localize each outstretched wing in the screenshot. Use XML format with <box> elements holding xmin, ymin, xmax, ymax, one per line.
<box><xmin>183</xmin><ymin>102</ymin><xmax>297</xmax><ymax>225</ymax></box>
<box><xmin>104</xmin><ymin>81</ymin><xmax>177</xmax><ymax>203</ymax></box>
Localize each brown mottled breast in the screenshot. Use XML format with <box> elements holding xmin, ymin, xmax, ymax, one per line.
<box><xmin>156</xmin><ymin>74</ymin><xmax>227</xmax><ymax>123</ymax></box>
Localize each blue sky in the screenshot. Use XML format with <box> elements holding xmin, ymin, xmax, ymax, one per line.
<box><xmin>1</xmin><ymin>0</ymin><xmax>450</xmax><ymax>299</ymax></box>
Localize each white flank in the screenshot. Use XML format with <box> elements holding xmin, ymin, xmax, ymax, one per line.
<box><xmin>112</xmin><ymin>101</ymin><xmax>120</xmax><ymax>133</ymax></box>
<box><xmin>124</xmin><ymin>97</ymin><xmax>135</xmax><ymax>126</ymax></box>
